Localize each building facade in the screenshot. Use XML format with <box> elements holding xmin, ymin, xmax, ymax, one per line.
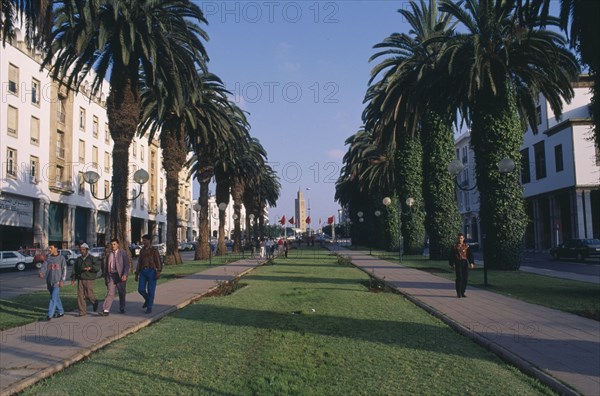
<box><xmin>294</xmin><ymin>189</ymin><xmax>307</xmax><ymax>233</ymax></box>
<box><xmin>454</xmin><ymin>76</ymin><xmax>599</xmax><ymax>250</ymax></box>
<box><xmin>0</xmin><ymin>30</ymin><xmax>193</xmax><ymax>250</ymax></box>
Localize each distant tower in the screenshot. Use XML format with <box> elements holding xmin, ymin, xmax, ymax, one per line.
<box><xmin>295</xmin><ymin>189</ymin><xmax>307</xmax><ymax>233</ymax></box>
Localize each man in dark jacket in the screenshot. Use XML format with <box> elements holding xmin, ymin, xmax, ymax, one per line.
<box><xmin>71</xmin><ymin>243</ymin><xmax>100</xmax><ymax>316</ymax></box>
<box><xmin>449</xmin><ymin>233</ymin><xmax>475</xmax><ymax>298</ymax></box>
<box><xmin>100</xmin><ymin>238</ymin><xmax>130</xmax><ymax>315</ymax></box>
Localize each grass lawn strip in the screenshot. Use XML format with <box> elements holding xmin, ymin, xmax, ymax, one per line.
<box><xmin>24</xmin><ymin>250</ymin><xmax>554</xmax><ymax>395</ymax></box>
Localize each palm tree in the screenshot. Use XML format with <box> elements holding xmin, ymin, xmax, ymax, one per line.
<box><xmin>439</xmin><ymin>0</ymin><xmax>579</xmax><ymax>269</ymax></box>
<box><xmin>1</xmin><ymin>0</ymin><xmax>52</xmax><ymax>47</ymax></box>
<box><xmin>368</xmin><ymin>0</ymin><xmax>460</xmax><ymax>259</ymax></box>
<box><xmin>42</xmin><ymin>0</ymin><xmax>209</xmax><ymax>245</ymax></box>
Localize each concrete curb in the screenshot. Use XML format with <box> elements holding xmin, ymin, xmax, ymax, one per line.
<box><xmin>1</xmin><ymin>260</ymin><xmax>265</xmax><ymax>396</ymax></box>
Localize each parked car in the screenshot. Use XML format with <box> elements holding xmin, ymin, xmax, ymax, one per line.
<box><xmin>59</xmin><ymin>249</ymin><xmax>81</xmax><ymax>266</ymax></box>
<box><xmin>178</xmin><ymin>242</ymin><xmax>195</xmax><ymax>251</ymax></box>
<box><xmin>18</xmin><ymin>248</ymin><xmax>45</xmax><ymax>269</ymax></box>
<box><xmin>465</xmin><ymin>239</ymin><xmax>480</xmax><ymax>252</ymax></box>
<box><xmin>153</xmin><ymin>243</ymin><xmax>166</xmax><ymax>256</ymax></box>
<box><xmin>89</xmin><ymin>247</ymin><xmax>106</xmax><ymax>259</ymax></box>
<box><xmin>0</xmin><ymin>251</ymin><xmax>34</xmax><ymax>271</ymax></box>
<box><xmin>550</xmin><ymin>239</ymin><xmax>600</xmax><ymax>262</ymax></box>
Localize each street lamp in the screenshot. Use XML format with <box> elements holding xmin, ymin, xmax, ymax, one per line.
<box><xmin>447</xmin><ymin>157</ymin><xmax>516</xmax><ymax>286</ymax></box>
<box><xmin>383</xmin><ymin>196</ymin><xmax>415</xmax><ymax>262</ymax></box>
<box><xmin>83</xmin><ymin>168</ymin><xmax>149</xmax><ymax>201</ymax></box>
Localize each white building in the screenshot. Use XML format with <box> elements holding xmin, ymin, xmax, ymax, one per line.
<box><xmin>454</xmin><ymin>76</ymin><xmax>599</xmax><ymax>250</ymax></box>
<box><xmin>0</xmin><ymin>30</ymin><xmax>194</xmax><ymax>250</ymax></box>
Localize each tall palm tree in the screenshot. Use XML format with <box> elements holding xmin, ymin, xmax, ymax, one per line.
<box><xmin>369</xmin><ymin>0</ymin><xmax>460</xmax><ymax>258</ymax></box>
<box><xmin>439</xmin><ymin>0</ymin><xmax>579</xmax><ymax>269</ymax></box>
<box><xmin>42</xmin><ymin>0</ymin><xmax>209</xmax><ymax>245</ymax></box>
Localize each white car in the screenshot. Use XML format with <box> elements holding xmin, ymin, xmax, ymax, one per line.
<box><xmin>59</xmin><ymin>249</ymin><xmax>81</xmax><ymax>266</ymax></box>
<box><xmin>153</xmin><ymin>243</ymin><xmax>166</xmax><ymax>256</ymax></box>
<box><xmin>0</xmin><ymin>251</ymin><xmax>35</xmax><ymax>271</ymax></box>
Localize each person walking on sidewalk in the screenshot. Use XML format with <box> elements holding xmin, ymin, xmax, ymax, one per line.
<box><xmin>449</xmin><ymin>233</ymin><xmax>475</xmax><ymax>298</ymax></box>
<box><xmin>38</xmin><ymin>242</ymin><xmax>67</xmax><ymax>321</ymax></box>
<box><xmin>100</xmin><ymin>238</ymin><xmax>130</xmax><ymax>315</ymax></box>
<box><xmin>135</xmin><ymin>234</ymin><xmax>162</xmax><ymax>314</ymax></box>
<box><xmin>70</xmin><ymin>243</ymin><xmax>100</xmax><ymax>316</ymax></box>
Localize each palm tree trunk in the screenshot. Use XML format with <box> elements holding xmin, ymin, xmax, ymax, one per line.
<box><xmin>161</xmin><ymin>118</ymin><xmax>186</xmax><ymax>265</ymax></box>
<box><xmin>106</xmin><ymin>72</ymin><xmax>139</xmax><ymax>246</ymax></box>
<box><xmin>231</xmin><ymin>177</ymin><xmax>243</xmax><ymax>253</ymax></box>
<box><xmin>194</xmin><ymin>175</ymin><xmax>211</xmax><ymax>260</ymax></box>
<box><xmin>215</xmin><ymin>178</ymin><xmax>230</xmax><ymax>255</ymax></box>
<box><xmin>471</xmin><ymin>83</ymin><xmax>526</xmax><ymax>270</ymax></box>
<box><xmin>420</xmin><ymin>110</ymin><xmax>461</xmax><ymax>259</ymax></box>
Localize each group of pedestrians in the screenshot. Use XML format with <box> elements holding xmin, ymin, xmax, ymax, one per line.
<box><xmin>251</xmin><ymin>238</ymin><xmax>289</xmax><ymax>259</ymax></box>
<box><xmin>38</xmin><ymin>234</ymin><xmax>162</xmax><ymax>321</ymax></box>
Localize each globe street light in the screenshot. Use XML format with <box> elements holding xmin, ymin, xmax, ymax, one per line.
<box><xmin>383</xmin><ymin>196</ymin><xmax>416</xmax><ymax>262</ymax></box>
<box><xmin>83</xmin><ymin>168</ymin><xmax>149</xmax><ymax>201</ymax></box>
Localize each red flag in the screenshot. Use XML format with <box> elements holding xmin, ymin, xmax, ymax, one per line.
<box><xmin>289</xmin><ymin>216</ymin><xmax>295</xmax><ymax>225</ymax></box>
<box><xmin>279</xmin><ymin>215</ymin><xmax>286</xmax><ymax>225</ymax></box>
<box><xmin>327</xmin><ymin>216</ymin><xmax>334</xmax><ymax>224</ymax></box>
<box><xmin>306</xmin><ymin>216</ymin><xmax>311</xmax><ymax>225</ymax></box>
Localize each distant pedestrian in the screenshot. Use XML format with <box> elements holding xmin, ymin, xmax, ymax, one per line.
<box><xmin>278</xmin><ymin>238</ymin><xmax>284</xmax><ymax>255</ymax></box>
<box><xmin>100</xmin><ymin>238</ymin><xmax>130</xmax><ymax>315</ymax></box>
<box><xmin>259</xmin><ymin>238</ymin><xmax>266</xmax><ymax>258</ymax></box>
<box><xmin>449</xmin><ymin>232</ymin><xmax>475</xmax><ymax>298</ymax></box>
<box><xmin>284</xmin><ymin>240</ymin><xmax>289</xmax><ymax>258</ymax></box>
<box><xmin>70</xmin><ymin>243</ymin><xmax>100</xmax><ymax>316</ymax></box>
<box><xmin>38</xmin><ymin>242</ymin><xmax>67</xmax><ymax>321</ymax></box>
<box><xmin>135</xmin><ymin>234</ymin><xmax>162</xmax><ymax>314</ymax></box>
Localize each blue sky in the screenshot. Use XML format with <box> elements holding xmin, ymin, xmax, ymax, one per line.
<box><xmin>193</xmin><ymin>1</ymin><xmax>406</xmax><ymax>226</ymax></box>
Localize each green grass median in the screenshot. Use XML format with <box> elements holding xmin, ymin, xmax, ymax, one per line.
<box><xmin>24</xmin><ymin>249</ymin><xmax>554</xmax><ymax>395</ymax></box>
<box><xmin>0</xmin><ymin>257</ymin><xmax>229</xmax><ymax>331</ymax></box>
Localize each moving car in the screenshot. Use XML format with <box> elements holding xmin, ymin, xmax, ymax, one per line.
<box><xmin>0</xmin><ymin>251</ymin><xmax>35</xmax><ymax>271</ymax></box>
<box><xmin>550</xmin><ymin>239</ymin><xmax>600</xmax><ymax>262</ymax></box>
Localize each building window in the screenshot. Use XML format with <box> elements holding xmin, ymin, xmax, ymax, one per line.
<box><xmin>140</xmin><ymin>192</ymin><xmax>145</xmax><ymax>209</ymax></box>
<box><xmin>56</xmin><ymin>131</ymin><xmax>65</xmax><ymax>159</ymax></box>
<box><xmin>105</xmin><ymin>123</ymin><xmax>110</xmax><ymax>143</ymax></box>
<box><xmin>150</xmin><ymin>151</ymin><xmax>156</xmax><ymax>170</ymax></box>
<box><xmin>30</xmin><ymin>156</ymin><xmax>39</xmax><ymax>183</ymax></box>
<box><xmin>160</xmin><ymin>178</ymin><xmax>163</xmax><ymax>192</ymax></box>
<box><xmin>91</xmin><ymin>179</ymin><xmax>97</xmax><ymax>196</ymax></box>
<box><xmin>104</xmin><ymin>151</ymin><xmax>110</xmax><ymax>173</ymax></box>
<box><xmin>31</xmin><ymin>78</ymin><xmax>40</xmax><ymax>105</ymax></box>
<box><xmin>79</xmin><ymin>139</ymin><xmax>86</xmax><ymax>163</ymax></box>
<box><xmin>554</xmin><ymin>144</ymin><xmax>564</xmax><ymax>172</ymax></box>
<box><xmin>79</xmin><ymin>107</ymin><xmax>86</xmax><ymax>130</ymax></box>
<box><xmin>78</xmin><ymin>172</ymin><xmax>85</xmax><ymax>195</ymax></box>
<box><xmin>534</xmin><ymin>141</ymin><xmax>546</xmax><ymax>180</ymax></box>
<box><xmin>7</xmin><ymin>105</ymin><xmax>18</xmax><ymax>136</ymax></box>
<box><xmin>160</xmin><ymin>198</ymin><xmax>164</xmax><ymax>213</ymax></box>
<box><xmin>140</xmin><ymin>146</ymin><xmax>144</xmax><ymax>162</ymax></box>
<box><xmin>132</xmin><ymin>143</ymin><xmax>137</xmax><ymax>157</ymax></box>
<box><xmin>56</xmin><ymin>165</ymin><xmax>64</xmax><ymax>184</ymax></box>
<box><xmin>30</xmin><ymin>116</ymin><xmax>40</xmax><ymax>145</ymax></box>
<box><xmin>535</xmin><ymin>104</ymin><xmax>542</xmax><ymax>126</ymax></box>
<box><xmin>92</xmin><ymin>146</ymin><xmax>98</xmax><ymax>168</ymax></box>
<box><xmin>8</xmin><ymin>64</ymin><xmax>19</xmax><ymax>94</ymax></box>
<box><xmin>520</xmin><ymin>148</ymin><xmax>531</xmax><ymax>184</ymax></box>
<box><xmin>57</xmin><ymin>96</ymin><xmax>66</xmax><ymax>124</ymax></box>
<box><xmin>104</xmin><ymin>181</ymin><xmax>110</xmax><ymax>198</ymax></box>
<box><xmin>7</xmin><ymin>148</ymin><xmax>17</xmax><ymax>177</ymax></box>
<box><xmin>92</xmin><ymin>116</ymin><xmax>99</xmax><ymax>138</ymax></box>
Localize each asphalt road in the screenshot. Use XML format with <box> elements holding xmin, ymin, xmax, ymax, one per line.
<box><xmin>0</xmin><ymin>250</ymin><xmax>197</xmax><ymax>299</ymax></box>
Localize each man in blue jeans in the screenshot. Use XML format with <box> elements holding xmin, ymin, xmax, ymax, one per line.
<box><xmin>135</xmin><ymin>234</ymin><xmax>162</xmax><ymax>313</ymax></box>
<box><xmin>39</xmin><ymin>242</ymin><xmax>67</xmax><ymax>321</ymax></box>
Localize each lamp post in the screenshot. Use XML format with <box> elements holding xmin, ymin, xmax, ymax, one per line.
<box><xmin>83</xmin><ymin>168</ymin><xmax>149</xmax><ymax>201</ymax></box>
<box><xmin>383</xmin><ymin>196</ymin><xmax>415</xmax><ymax>262</ymax></box>
<box><xmin>447</xmin><ymin>157</ymin><xmax>516</xmax><ymax>286</ymax></box>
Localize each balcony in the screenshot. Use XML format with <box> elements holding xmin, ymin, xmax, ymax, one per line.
<box><xmin>50</xmin><ymin>180</ymin><xmax>74</xmax><ymax>194</ymax></box>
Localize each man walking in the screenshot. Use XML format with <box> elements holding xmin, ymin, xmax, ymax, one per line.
<box><xmin>100</xmin><ymin>238</ymin><xmax>130</xmax><ymax>315</ymax></box>
<box><xmin>135</xmin><ymin>234</ymin><xmax>162</xmax><ymax>314</ymax></box>
<box><xmin>70</xmin><ymin>243</ymin><xmax>100</xmax><ymax>316</ymax></box>
<box><xmin>38</xmin><ymin>242</ymin><xmax>67</xmax><ymax>321</ymax></box>
<box><xmin>449</xmin><ymin>233</ymin><xmax>475</xmax><ymax>298</ymax></box>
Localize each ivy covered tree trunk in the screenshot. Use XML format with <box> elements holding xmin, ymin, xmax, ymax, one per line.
<box><xmin>194</xmin><ymin>174</ymin><xmax>211</xmax><ymax>261</ymax></box>
<box><xmin>231</xmin><ymin>177</ymin><xmax>243</xmax><ymax>253</ymax></box>
<box><xmin>107</xmin><ymin>72</ymin><xmax>139</xmax><ymax>245</ymax></box>
<box><xmin>215</xmin><ymin>177</ymin><xmax>230</xmax><ymax>256</ymax></box>
<box><xmin>396</xmin><ymin>133</ymin><xmax>425</xmax><ymax>255</ymax></box>
<box><xmin>420</xmin><ymin>110</ymin><xmax>461</xmax><ymax>259</ymax></box>
<box><xmin>382</xmin><ymin>195</ymin><xmax>400</xmax><ymax>252</ymax></box>
<box><xmin>471</xmin><ymin>82</ymin><xmax>526</xmax><ymax>270</ymax></box>
<box><xmin>161</xmin><ymin>118</ymin><xmax>185</xmax><ymax>265</ymax></box>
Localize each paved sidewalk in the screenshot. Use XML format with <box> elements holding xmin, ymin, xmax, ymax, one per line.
<box><xmin>331</xmin><ymin>246</ymin><xmax>600</xmax><ymax>396</ymax></box>
<box><xmin>0</xmin><ymin>259</ymin><xmax>263</xmax><ymax>396</ymax></box>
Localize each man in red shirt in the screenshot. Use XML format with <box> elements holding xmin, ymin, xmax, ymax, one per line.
<box><xmin>135</xmin><ymin>234</ymin><xmax>162</xmax><ymax>314</ymax></box>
